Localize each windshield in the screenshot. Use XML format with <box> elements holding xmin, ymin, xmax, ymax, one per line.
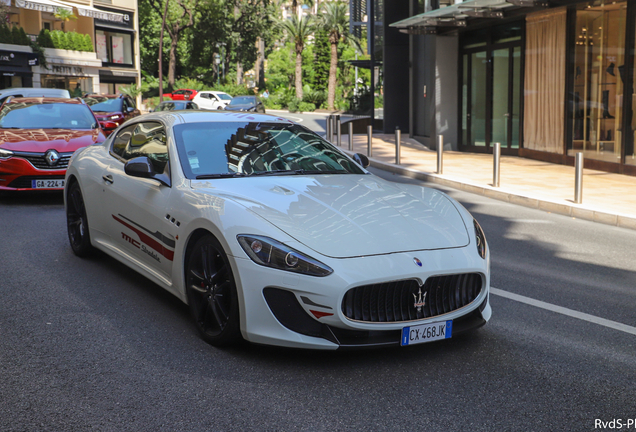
<box><xmin>0</xmin><ymin>102</ymin><xmax>98</xmax><ymax>129</ymax></box>
<box><xmin>229</xmin><ymin>96</ymin><xmax>255</xmax><ymax>105</ymax></box>
<box><xmin>156</xmin><ymin>102</ymin><xmax>187</xmax><ymax>111</ymax></box>
<box><xmin>84</xmin><ymin>98</ymin><xmax>122</xmax><ymax>112</ymax></box>
<box><xmin>217</xmin><ymin>93</ymin><xmax>232</xmax><ymax>101</ymax></box>
<box><xmin>174</xmin><ymin>122</ymin><xmax>365</xmax><ymax>179</ymax></box>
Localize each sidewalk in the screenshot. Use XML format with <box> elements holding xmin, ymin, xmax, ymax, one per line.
<box><xmin>337</xmin><ymin>133</ymin><xmax>636</xmax><ymax>231</ymax></box>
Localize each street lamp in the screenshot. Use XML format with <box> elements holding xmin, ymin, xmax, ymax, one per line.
<box><xmin>214</xmin><ymin>53</ymin><xmax>221</xmax><ymax>86</ymax></box>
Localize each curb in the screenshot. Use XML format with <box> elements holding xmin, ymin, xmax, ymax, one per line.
<box><xmin>344</xmin><ymin>151</ymin><xmax>636</xmax><ymax>231</ymax></box>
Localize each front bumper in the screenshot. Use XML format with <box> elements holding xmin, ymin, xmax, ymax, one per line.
<box><xmin>231</xmin><ymin>245</ymin><xmax>491</xmax><ymax>350</ymax></box>
<box><xmin>0</xmin><ymin>156</ymin><xmax>67</xmax><ymax>190</ymax></box>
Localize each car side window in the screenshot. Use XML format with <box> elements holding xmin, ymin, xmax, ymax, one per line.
<box><xmin>121</xmin><ymin>122</ymin><xmax>169</xmax><ymax>174</ymax></box>
<box><xmin>125</xmin><ymin>97</ymin><xmax>135</xmax><ymax>109</ymax></box>
<box><xmin>111</xmin><ymin>124</ymin><xmax>137</xmax><ymax>158</ymax></box>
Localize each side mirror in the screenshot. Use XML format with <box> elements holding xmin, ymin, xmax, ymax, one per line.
<box><xmin>127</xmin><ymin>106</ymin><xmax>135</xmax><ymax>113</ymax></box>
<box><xmin>100</xmin><ymin>121</ymin><xmax>118</xmax><ymax>131</ymax></box>
<box><xmin>124</xmin><ymin>156</ymin><xmax>155</xmax><ymax>178</ymax></box>
<box><xmin>353</xmin><ymin>153</ymin><xmax>370</xmax><ymax>168</ymax></box>
<box><xmin>124</xmin><ymin>156</ymin><xmax>171</xmax><ymax>187</ymax></box>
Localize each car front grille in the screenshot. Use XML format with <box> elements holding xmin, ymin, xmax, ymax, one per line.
<box><xmin>7</xmin><ymin>175</ymin><xmax>65</xmax><ymax>189</ymax></box>
<box><xmin>342</xmin><ymin>273</ymin><xmax>483</xmax><ymax>323</ymax></box>
<box><xmin>14</xmin><ymin>152</ymin><xmax>73</xmax><ymax>170</ymax></box>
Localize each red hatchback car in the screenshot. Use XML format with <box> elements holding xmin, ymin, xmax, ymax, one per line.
<box><xmin>162</xmin><ymin>88</ymin><xmax>198</xmax><ymax>100</ymax></box>
<box><xmin>0</xmin><ymin>97</ymin><xmax>106</xmax><ymax>191</ymax></box>
<box><xmin>83</xmin><ymin>94</ymin><xmax>140</xmax><ymax>136</ymax></box>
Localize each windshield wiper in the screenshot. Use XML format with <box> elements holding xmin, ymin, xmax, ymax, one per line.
<box><xmin>246</xmin><ymin>169</ymin><xmax>302</xmax><ymax>177</ymax></box>
<box><xmin>196</xmin><ymin>172</ymin><xmax>246</xmax><ymax>179</ymax></box>
<box><xmin>247</xmin><ymin>169</ymin><xmax>349</xmax><ymax>177</ymax></box>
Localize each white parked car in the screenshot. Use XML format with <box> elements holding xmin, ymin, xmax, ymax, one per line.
<box><xmin>191</xmin><ymin>91</ymin><xmax>232</xmax><ymax>110</ymax></box>
<box><xmin>64</xmin><ymin>111</ymin><xmax>491</xmax><ymax>350</ymax></box>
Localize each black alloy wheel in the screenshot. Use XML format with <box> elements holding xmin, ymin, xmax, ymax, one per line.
<box><xmin>186</xmin><ymin>235</ymin><xmax>241</xmax><ymax>346</ymax></box>
<box><xmin>66</xmin><ymin>181</ymin><xmax>94</xmax><ymax>257</ymax></box>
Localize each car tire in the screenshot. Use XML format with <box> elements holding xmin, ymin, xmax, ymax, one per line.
<box><xmin>186</xmin><ymin>234</ymin><xmax>241</xmax><ymax>347</ymax></box>
<box><xmin>66</xmin><ymin>181</ymin><xmax>94</xmax><ymax>257</ymax></box>
<box><xmin>217</xmin><ymin>106</ymin><xmax>223</xmax><ymax>110</ymax></box>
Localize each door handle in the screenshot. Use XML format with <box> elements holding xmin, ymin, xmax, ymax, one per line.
<box><xmin>102</xmin><ymin>174</ymin><xmax>114</xmax><ymax>184</ymax></box>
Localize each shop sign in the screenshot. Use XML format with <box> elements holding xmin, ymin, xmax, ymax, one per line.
<box><xmin>0</xmin><ymin>53</ymin><xmax>14</xmax><ymax>62</ymax></box>
<box><xmin>94</xmin><ymin>7</ymin><xmax>134</xmax><ymax>29</ymax></box>
<box><xmin>51</xmin><ymin>65</ymin><xmax>86</xmax><ymax>76</ymax></box>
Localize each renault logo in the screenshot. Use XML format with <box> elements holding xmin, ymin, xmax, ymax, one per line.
<box><xmin>45</xmin><ymin>149</ymin><xmax>60</xmax><ymax>166</ymax></box>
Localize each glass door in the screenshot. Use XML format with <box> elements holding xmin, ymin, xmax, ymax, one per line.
<box><xmin>460</xmin><ymin>23</ymin><xmax>523</xmax><ymax>153</ymax></box>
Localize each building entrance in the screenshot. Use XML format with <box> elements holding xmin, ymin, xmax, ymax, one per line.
<box><xmin>460</xmin><ymin>23</ymin><xmax>522</xmax><ymax>154</ymax></box>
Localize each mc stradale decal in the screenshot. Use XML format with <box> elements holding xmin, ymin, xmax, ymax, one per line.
<box><xmin>112</xmin><ymin>214</ymin><xmax>175</xmax><ymax>262</ymax></box>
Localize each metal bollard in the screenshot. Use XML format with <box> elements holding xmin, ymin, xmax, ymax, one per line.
<box><xmin>348</xmin><ymin>122</ymin><xmax>353</xmax><ymax>151</ymax></box>
<box><xmin>395</xmin><ymin>126</ymin><xmax>401</xmax><ymax>165</ymax></box>
<box><xmin>437</xmin><ymin>135</ymin><xmax>443</xmax><ymax>174</ymax></box>
<box><xmin>336</xmin><ymin>115</ymin><xmax>341</xmax><ymax>146</ymax></box>
<box><xmin>367</xmin><ymin>124</ymin><xmax>373</xmax><ymax>157</ymax></box>
<box><xmin>575</xmin><ymin>152</ymin><xmax>584</xmax><ymax>204</ymax></box>
<box><xmin>326</xmin><ymin>115</ymin><xmax>332</xmax><ymax>142</ymax></box>
<box><xmin>493</xmin><ymin>142</ymin><xmax>501</xmax><ymax>187</ymax></box>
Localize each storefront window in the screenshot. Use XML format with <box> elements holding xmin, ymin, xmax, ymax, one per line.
<box><xmin>570</xmin><ymin>1</ymin><xmax>627</xmax><ymax>164</ymax></box>
<box><xmin>41</xmin><ymin>75</ymin><xmax>93</xmax><ymax>96</ymax></box>
<box><xmin>95</xmin><ymin>29</ymin><xmax>133</xmax><ymax>65</ymax></box>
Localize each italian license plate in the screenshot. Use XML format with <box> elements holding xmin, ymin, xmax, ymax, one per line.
<box><xmin>32</xmin><ymin>179</ymin><xmax>65</xmax><ymax>189</ymax></box>
<box><xmin>401</xmin><ymin>320</ymin><xmax>452</xmax><ymax>346</ymax></box>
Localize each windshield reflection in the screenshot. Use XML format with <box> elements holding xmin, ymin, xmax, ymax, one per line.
<box><xmin>174</xmin><ymin>122</ymin><xmax>364</xmax><ymax>179</ymax></box>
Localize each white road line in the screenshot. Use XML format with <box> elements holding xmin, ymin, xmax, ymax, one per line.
<box><xmin>281</xmin><ymin>115</ymin><xmax>303</xmax><ymax>122</ymax></box>
<box><xmin>490</xmin><ymin>287</ymin><xmax>636</xmax><ymax>336</ymax></box>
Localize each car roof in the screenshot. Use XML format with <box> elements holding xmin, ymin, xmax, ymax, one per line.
<box><xmin>199</xmin><ymin>90</ymin><xmax>229</xmax><ymax>94</ymax></box>
<box><xmin>7</xmin><ymin>97</ymin><xmax>84</xmax><ymax>105</ymax></box>
<box><xmin>84</xmin><ymin>94</ymin><xmax>123</xmax><ymax>99</ymax></box>
<box><xmin>138</xmin><ymin>110</ymin><xmax>292</xmax><ymax>124</ymax></box>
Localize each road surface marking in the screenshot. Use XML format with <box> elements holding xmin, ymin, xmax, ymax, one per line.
<box><xmin>491</xmin><ymin>287</ymin><xmax>636</xmax><ymax>336</ymax></box>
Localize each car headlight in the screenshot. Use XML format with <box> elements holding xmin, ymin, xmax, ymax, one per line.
<box><xmin>248</xmin><ymin>106</ymin><xmax>256</xmax><ymax>111</ymax></box>
<box><xmin>0</xmin><ymin>148</ymin><xmax>13</xmax><ymax>159</ymax></box>
<box><xmin>238</xmin><ymin>235</ymin><xmax>333</xmax><ymax>277</ymax></box>
<box><xmin>473</xmin><ymin>219</ymin><xmax>487</xmax><ymax>259</ymax></box>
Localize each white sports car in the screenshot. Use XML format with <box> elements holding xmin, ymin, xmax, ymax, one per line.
<box><xmin>64</xmin><ymin>111</ymin><xmax>491</xmax><ymax>350</ymax></box>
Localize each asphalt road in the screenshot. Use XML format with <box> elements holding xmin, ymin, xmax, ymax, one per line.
<box><xmin>1</xmin><ymin>167</ymin><xmax>635</xmax><ymax>431</ymax></box>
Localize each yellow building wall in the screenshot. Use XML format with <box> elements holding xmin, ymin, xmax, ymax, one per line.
<box><xmin>18</xmin><ymin>9</ymin><xmax>41</xmax><ymax>35</ymax></box>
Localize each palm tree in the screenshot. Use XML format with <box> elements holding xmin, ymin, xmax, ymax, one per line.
<box><xmin>316</xmin><ymin>1</ymin><xmax>361</xmax><ymax>111</ymax></box>
<box><xmin>54</xmin><ymin>8</ymin><xmax>77</xmax><ymax>32</ymax></box>
<box><xmin>278</xmin><ymin>14</ymin><xmax>314</xmax><ymax>100</ymax></box>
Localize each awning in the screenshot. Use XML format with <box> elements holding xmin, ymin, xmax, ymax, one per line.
<box><xmin>15</xmin><ymin>0</ymin><xmax>72</xmax><ymax>14</ymax></box>
<box><xmin>75</xmin><ymin>4</ymin><xmax>126</xmax><ymax>23</ymax></box>
<box><xmin>347</xmin><ymin>59</ymin><xmax>382</xmax><ymax>69</ymax></box>
<box><xmin>16</xmin><ymin>0</ymin><xmax>126</xmax><ymax>23</ymax></box>
<box><xmin>390</xmin><ymin>0</ymin><xmax>549</xmax><ymax>33</ymax></box>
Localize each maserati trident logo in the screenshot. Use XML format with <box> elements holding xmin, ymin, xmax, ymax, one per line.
<box><xmin>413</xmin><ymin>288</ymin><xmax>427</xmax><ymax>312</ymax></box>
<box><xmin>45</xmin><ymin>149</ymin><xmax>60</xmax><ymax>166</ymax></box>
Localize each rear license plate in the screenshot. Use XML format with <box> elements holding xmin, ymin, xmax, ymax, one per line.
<box><xmin>401</xmin><ymin>320</ymin><xmax>452</xmax><ymax>346</ymax></box>
<box><xmin>32</xmin><ymin>179</ymin><xmax>65</xmax><ymax>189</ymax></box>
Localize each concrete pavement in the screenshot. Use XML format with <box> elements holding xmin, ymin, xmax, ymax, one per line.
<box><xmin>335</xmin><ymin>133</ymin><xmax>636</xmax><ymax>231</ymax></box>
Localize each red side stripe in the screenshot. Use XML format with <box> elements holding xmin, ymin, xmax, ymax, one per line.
<box><xmin>112</xmin><ymin>215</ymin><xmax>174</xmax><ymax>261</ymax></box>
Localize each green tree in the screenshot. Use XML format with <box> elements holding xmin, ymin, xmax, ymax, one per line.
<box><xmin>312</xmin><ymin>29</ymin><xmax>330</xmax><ymax>90</ymax></box>
<box><xmin>277</xmin><ymin>14</ymin><xmax>314</xmax><ymax>99</ymax></box>
<box><xmin>147</xmin><ymin>0</ymin><xmax>200</xmax><ymax>87</ymax></box>
<box><xmin>316</xmin><ymin>0</ymin><xmax>361</xmax><ymax>110</ymax></box>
